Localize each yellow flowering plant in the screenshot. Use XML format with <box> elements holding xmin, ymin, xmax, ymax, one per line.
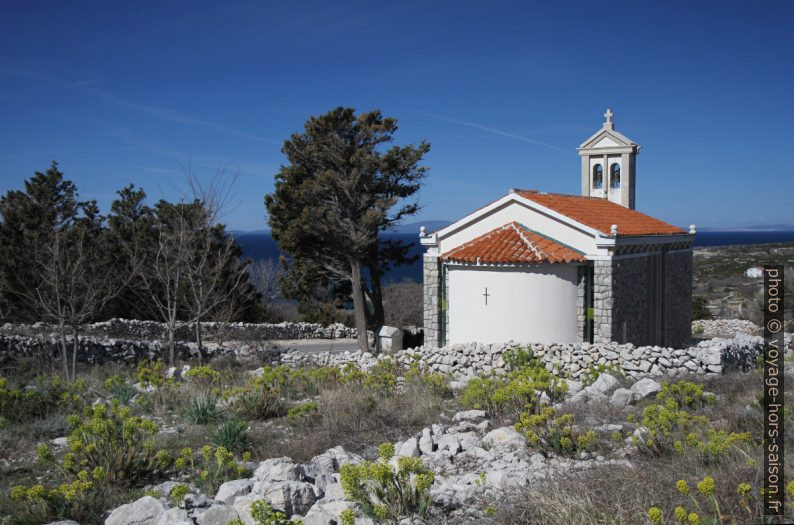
<box><xmin>340</xmin><ymin>441</ymin><xmax>435</xmax><ymax>522</ymax></box>
<box><xmin>515</xmin><ymin>406</ymin><xmax>598</xmax><ymax>457</ymax></box>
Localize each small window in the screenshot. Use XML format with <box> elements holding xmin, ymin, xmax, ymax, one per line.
<box><xmin>610</xmin><ymin>163</ymin><xmax>621</xmax><ymax>189</ymax></box>
<box><xmin>592</xmin><ymin>164</ymin><xmax>603</xmax><ymax>189</ymax></box>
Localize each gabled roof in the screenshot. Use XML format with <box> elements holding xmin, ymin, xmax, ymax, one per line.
<box><xmin>515</xmin><ymin>190</ymin><xmax>686</xmax><ymax>236</ymax></box>
<box><xmin>578</xmin><ymin>127</ymin><xmax>638</xmax><ymax>150</ymax></box>
<box><xmin>442</xmin><ymin>222</ymin><xmax>586</xmax><ymax>265</ymax></box>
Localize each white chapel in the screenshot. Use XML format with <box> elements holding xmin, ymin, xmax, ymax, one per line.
<box><xmin>420</xmin><ymin>110</ymin><xmax>695</xmax><ymax>349</ymax></box>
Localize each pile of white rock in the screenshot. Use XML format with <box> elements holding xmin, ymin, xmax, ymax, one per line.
<box><xmin>691</xmin><ymin>319</ymin><xmax>762</xmax><ymax>338</ymax></box>
<box><xmin>96</xmin><ymin>447</ymin><xmax>372</xmax><ymax>525</ymax></box>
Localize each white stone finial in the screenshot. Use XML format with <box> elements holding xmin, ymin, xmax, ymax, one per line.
<box><xmin>604</xmin><ymin>108</ymin><xmax>614</xmax><ymax>125</ymax></box>
<box><xmin>689</xmin><ymin>224</ymin><xmax>696</xmax><ymax>234</ymax></box>
<box><xmin>610</xmin><ymin>224</ymin><xmax>618</xmax><ymax>236</ymax></box>
<box><xmin>419</xmin><ymin>225</ymin><xmax>426</xmax><ymax>237</ymax></box>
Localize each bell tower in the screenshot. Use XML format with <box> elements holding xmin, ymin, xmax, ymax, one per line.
<box><xmin>577</xmin><ymin>109</ymin><xmax>640</xmax><ymax>209</ymax></box>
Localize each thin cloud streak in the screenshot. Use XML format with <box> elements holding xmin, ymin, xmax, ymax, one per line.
<box><xmin>416</xmin><ymin>110</ymin><xmax>574</xmax><ymax>156</ymax></box>
<box><xmin>0</xmin><ymin>66</ymin><xmax>279</xmax><ymax>144</ymax></box>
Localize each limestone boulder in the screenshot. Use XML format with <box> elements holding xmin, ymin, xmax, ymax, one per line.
<box><xmin>588</xmin><ymin>373</ymin><xmax>619</xmax><ymax>395</ymax></box>
<box><xmin>610</xmin><ymin>388</ymin><xmax>633</xmax><ymax>409</ymax></box>
<box><xmin>194</xmin><ymin>504</ymin><xmax>240</xmax><ymax>525</ymax></box>
<box><xmin>452</xmin><ymin>409</ymin><xmax>486</xmax><ymax>422</ymax></box>
<box><xmin>215</xmin><ymin>478</ymin><xmax>253</xmax><ymax>505</ymax></box>
<box><xmin>482</xmin><ymin>426</ymin><xmax>525</xmax><ymax>449</ymax></box>
<box><xmin>255</xmin><ymin>480</ymin><xmax>317</xmax><ymax>516</ymax></box>
<box><xmin>310</xmin><ymin>446</ymin><xmax>364</xmax><ymax>473</ymax></box>
<box><xmin>105</xmin><ymin>496</ymin><xmax>165</xmax><ymax>525</ymax></box>
<box><xmin>631</xmin><ymin>378</ymin><xmax>662</xmax><ymax>401</ymax></box>
<box><xmin>253</xmin><ymin>457</ymin><xmax>305</xmax><ymax>483</ymax></box>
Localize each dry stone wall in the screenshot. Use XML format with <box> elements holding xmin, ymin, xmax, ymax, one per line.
<box><xmin>1</xmin><ymin>318</ymin><xmax>357</xmax><ymax>342</ymax></box>
<box><xmin>279</xmin><ymin>332</ymin><xmax>789</xmax><ymax>384</ymax></box>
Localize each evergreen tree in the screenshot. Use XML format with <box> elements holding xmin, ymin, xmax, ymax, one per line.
<box><xmin>265</xmin><ymin>107</ymin><xmax>429</xmax><ymax>351</ymax></box>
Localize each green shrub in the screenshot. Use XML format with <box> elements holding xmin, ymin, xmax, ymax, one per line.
<box><xmin>0</xmin><ymin>375</ymin><xmax>85</xmax><ymax>422</ymax></box>
<box><xmin>136</xmin><ymin>360</ymin><xmax>168</xmax><ymax>388</ymax></box>
<box><xmin>10</xmin><ymin>468</ymin><xmax>109</xmax><ymax>523</ymax></box>
<box><xmin>228</xmin><ymin>499</ymin><xmax>302</xmax><ymax>525</ymax></box>
<box><xmin>287</xmin><ymin>401</ymin><xmax>319</xmax><ymax>422</ymax></box>
<box><xmin>103</xmin><ymin>375</ymin><xmax>138</xmax><ymax>404</ymax></box>
<box><xmin>656</xmin><ymin>381</ymin><xmax>715</xmax><ymax>409</ymax></box>
<box><xmin>9</xmin><ymin>401</ymin><xmax>170</xmax><ymax>522</ymax></box>
<box><xmin>222</xmin><ymin>382</ymin><xmax>286</xmax><ymax>421</ymax></box>
<box><xmin>647</xmin><ymin>476</ymin><xmax>760</xmax><ymax>524</ymax></box>
<box><xmin>502</xmin><ymin>346</ymin><xmax>535</xmax><ymax>370</ymax></box>
<box><xmin>635</xmin><ymin>381</ymin><xmax>750</xmax><ymax>459</ymax></box>
<box><xmin>184</xmin><ymin>395</ymin><xmax>221</xmax><ymax>424</ymax></box>
<box><xmin>515</xmin><ymin>407</ymin><xmax>598</xmax><ymax>457</ymax></box>
<box><xmin>460</xmin><ymin>359</ymin><xmax>567</xmax><ymax>417</ymax></box>
<box><xmin>580</xmin><ymin>363</ymin><xmax>624</xmax><ymax>387</ymax></box>
<box><xmin>404</xmin><ymin>365</ymin><xmax>451</xmax><ymax>398</ymax></box>
<box><xmin>184</xmin><ymin>365</ymin><xmax>222</xmax><ymax>393</ymax></box>
<box><xmin>169</xmin><ymin>483</ymin><xmax>189</xmax><ymax>506</ymax></box>
<box><xmin>212</xmin><ymin>419</ymin><xmax>249</xmax><ymax>453</ymax></box>
<box><xmin>340</xmin><ymin>508</ymin><xmax>356</xmax><ymax>525</ymax></box>
<box><xmin>340</xmin><ymin>441</ymin><xmax>434</xmax><ymax>522</ymax></box>
<box><xmin>52</xmin><ymin>401</ymin><xmax>164</xmax><ymax>484</ymax></box>
<box><xmin>170</xmin><ymin>445</ymin><xmax>250</xmax><ymax>496</ymax></box>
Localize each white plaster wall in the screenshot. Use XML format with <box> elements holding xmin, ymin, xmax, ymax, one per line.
<box><xmin>593</xmin><ymin>136</ymin><xmax>619</xmax><ymax>148</ymax></box>
<box><xmin>589</xmin><ymin>157</ymin><xmax>605</xmax><ymax>198</ymax></box>
<box><xmin>447</xmin><ymin>263</ymin><xmax>579</xmax><ymax>345</ymax></box>
<box><xmin>437</xmin><ymin>200</ymin><xmax>600</xmax><ymax>256</ymax></box>
<box><xmin>607</xmin><ymin>156</ymin><xmax>622</xmax><ymax>203</ymax></box>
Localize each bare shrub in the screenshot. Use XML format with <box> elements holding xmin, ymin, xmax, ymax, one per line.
<box><xmin>382</xmin><ymin>280</ymin><xmax>422</xmax><ymax>328</ymax></box>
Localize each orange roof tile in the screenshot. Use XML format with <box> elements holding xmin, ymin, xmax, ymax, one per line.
<box><xmin>515</xmin><ymin>190</ymin><xmax>686</xmax><ymax>236</ymax></box>
<box><xmin>442</xmin><ymin>222</ymin><xmax>586</xmax><ymax>265</ymax></box>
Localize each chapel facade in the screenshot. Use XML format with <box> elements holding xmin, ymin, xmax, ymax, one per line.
<box><xmin>420</xmin><ymin>110</ymin><xmax>694</xmax><ymax>349</ymax></box>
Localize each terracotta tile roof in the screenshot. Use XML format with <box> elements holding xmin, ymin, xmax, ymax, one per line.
<box><xmin>442</xmin><ymin>222</ymin><xmax>586</xmax><ymax>265</ymax></box>
<box><xmin>515</xmin><ymin>190</ymin><xmax>686</xmax><ymax>236</ymax></box>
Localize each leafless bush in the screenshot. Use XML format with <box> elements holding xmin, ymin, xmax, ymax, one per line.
<box><xmin>382</xmin><ymin>280</ymin><xmax>422</xmax><ymax>328</ymax></box>
<box><xmin>249</xmin><ymin>258</ymin><xmax>281</xmax><ymax>305</ymax></box>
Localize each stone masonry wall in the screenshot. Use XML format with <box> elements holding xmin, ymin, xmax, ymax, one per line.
<box><xmin>611</xmin><ymin>255</ymin><xmax>651</xmax><ymax>345</ymax></box>
<box><xmin>575</xmin><ymin>265</ymin><xmax>586</xmax><ymax>343</ymax></box>
<box><xmin>592</xmin><ymin>260</ymin><xmax>613</xmax><ymax>343</ymax></box>
<box><xmin>1</xmin><ymin>319</ymin><xmax>357</xmax><ymax>342</ymax></box>
<box><xmin>665</xmin><ymin>249</ymin><xmax>693</xmax><ymax>349</ymax></box>
<box><xmin>279</xmin><ymin>331</ymin><xmax>788</xmax><ymax>385</ymax></box>
<box><xmin>423</xmin><ymin>254</ymin><xmax>442</xmax><ymax>348</ymax></box>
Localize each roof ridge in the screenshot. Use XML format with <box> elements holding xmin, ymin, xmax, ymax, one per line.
<box><xmin>509</xmin><ymin>222</ymin><xmax>543</xmax><ymax>259</ymax></box>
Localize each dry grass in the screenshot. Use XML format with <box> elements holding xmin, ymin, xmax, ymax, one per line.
<box><xmin>252</xmin><ymin>379</ymin><xmax>455</xmax><ymax>462</ymax></box>
<box><xmin>484</xmin><ymin>369</ymin><xmax>793</xmax><ymax>524</ymax></box>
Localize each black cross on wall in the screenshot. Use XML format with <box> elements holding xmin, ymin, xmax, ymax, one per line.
<box><xmin>483</xmin><ymin>287</ymin><xmax>490</xmax><ymax>305</ymax></box>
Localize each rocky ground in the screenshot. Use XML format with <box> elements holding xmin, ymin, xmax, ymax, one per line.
<box><xmin>693</xmin><ymin>242</ymin><xmax>793</xmax><ymax>322</ymax></box>
<box><xmin>95</xmin><ymin>372</ymin><xmax>674</xmax><ymax>525</ymax></box>
<box><xmin>2</xmin><ymin>318</ymin><xmax>791</xmax><ymax>524</ymax></box>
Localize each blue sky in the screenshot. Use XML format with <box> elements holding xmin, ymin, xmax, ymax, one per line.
<box><xmin>1</xmin><ymin>1</ymin><xmax>792</xmax><ymax>231</ymax></box>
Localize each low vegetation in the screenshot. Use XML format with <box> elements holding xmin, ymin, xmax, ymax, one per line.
<box><xmin>0</xmin><ymin>343</ymin><xmax>791</xmax><ymax>523</ymax></box>
<box><xmin>0</xmin><ymin>354</ymin><xmax>456</xmax><ymax>523</ymax></box>
<box><xmin>486</xmin><ymin>372</ymin><xmax>792</xmax><ymax>524</ymax></box>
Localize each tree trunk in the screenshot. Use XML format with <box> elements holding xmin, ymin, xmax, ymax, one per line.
<box><xmin>195</xmin><ymin>318</ymin><xmax>205</xmax><ymax>364</ymax></box>
<box><xmin>367</xmin><ymin>261</ymin><xmax>385</xmax><ymax>328</ymax></box>
<box><xmin>58</xmin><ymin>321</ymin><xmax>69</xmax><ymax>380</ymax></box>
<box><xmin>349</xmin><ymin>258</ymin><xmax>369</xmax><ymax>352</ymax></box>
<box><xmin>168</xmin><ymin>327</ymin><xmax>175</xmax><ymax>365</ymax></box>
<box><xmin>71</xmin><ymin>325</ymin><xmax>80</xmax><ymax>381</ymax></box>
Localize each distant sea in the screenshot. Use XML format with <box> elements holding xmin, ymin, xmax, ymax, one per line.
<box><xmin>235</xmin><ymin>230</ymin><xmax>794</xmax><ymax>284</ymax></box>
